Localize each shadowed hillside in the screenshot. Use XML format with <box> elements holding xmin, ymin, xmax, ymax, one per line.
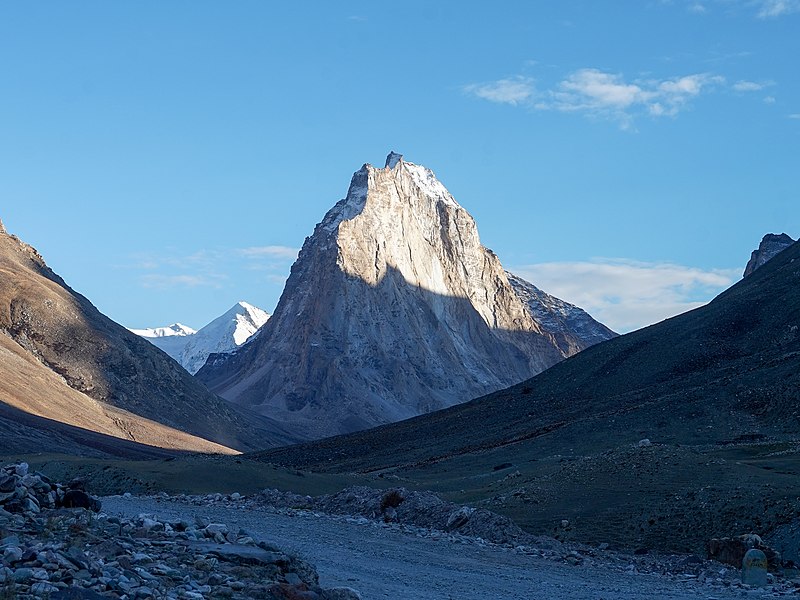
<box><xmin>251</xmin><ymin>240</ymin><xmax>800</xmax><ymax>552</ymax></box>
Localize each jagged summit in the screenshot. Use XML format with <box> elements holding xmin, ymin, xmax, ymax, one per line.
<box><xmin>743</xmin><ymin>232</ymin><xmax>795</xmax><ymax>277</ymax></box>
<box><xmin>0</xmin><ymin>217</ymin><xmax>5</xmax><ymax>234</ymax></box>
<box><xmin>385</xmin><ymin>151</ymin><xmax>403</xmax><ymax>169</ymax></box>
<box><xmin>197</xmin><ymin>155</ymin><xmax>615</xmax><ymax>439</ymax></box>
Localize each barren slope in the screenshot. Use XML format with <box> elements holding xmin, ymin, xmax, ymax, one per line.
<box><xmin>0</xmin><ymin>222</ymin><xmax>300</xmax><ymax>455</ymax></box>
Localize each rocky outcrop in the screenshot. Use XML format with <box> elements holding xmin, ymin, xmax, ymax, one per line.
<box><xmin>743</xmin><ymin>233</ymin><xmax>795</xmax><ymax>277</ymax></box>
<box><xmin>254</xmin><ymin>486</ymin><xmax>536</xmax><ymax>548</ymax></box>
<box><xmin>0</xmin><ymin>463</ymin><xmax>359</xmax><ymax>599</ymax></box>
<box><xmin>197</xmin><ymin>153</ymin><xmax>614</xmax><ymax>439</ymax></box>
<box><xmin>0</xmin><ymin>222</ymin><xmax>300</xmax><ymax>455</ymax></box>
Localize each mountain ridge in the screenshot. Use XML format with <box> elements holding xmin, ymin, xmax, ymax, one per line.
<box><xmin>0</xmin><ymin>222</ymin><xmax>300</xmax><ymax>456</ymax></box>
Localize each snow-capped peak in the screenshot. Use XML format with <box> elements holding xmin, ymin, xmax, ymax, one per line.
<box><xmin>130</xmin><ymin>301</ymin><xmax>270</xmax><ymax>374</ymax></box>
<box><xmin>211</xmin><ymin>301</ymin><xmax>271</xmax><ymax>347</ymax></box>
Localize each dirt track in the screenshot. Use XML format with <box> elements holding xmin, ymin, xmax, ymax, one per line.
<box><xmin>102</xmin><ymin>495</ymin><xmax>775</xmax><ymax>600</ymax></box>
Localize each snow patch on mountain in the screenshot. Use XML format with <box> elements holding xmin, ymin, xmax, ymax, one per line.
<box><xmin>131</xmin><ymin>302</ymin><xmax>269</xmax><ymax>374</ymax></box>
<box><xmin>130</xmin><ymin>323</ymin><xmax>196</xmax><ymax>338</ymax></box>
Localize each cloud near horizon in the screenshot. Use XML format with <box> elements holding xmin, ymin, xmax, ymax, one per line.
<box><xmin>509</xmin><ymin>259</ymin><xmax>739</xmax><ymax>333</ymax></box>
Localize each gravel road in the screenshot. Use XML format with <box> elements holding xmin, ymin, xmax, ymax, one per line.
<box><xmin>102</xmin><ymin>496</ymin><xmax>768</xmax><ymax>600</ymax></box>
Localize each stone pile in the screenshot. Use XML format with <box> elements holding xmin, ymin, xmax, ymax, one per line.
<box><xmin>254</xmin><ymin>486</ymin><xmax>547</xmax><ymax>548</ymax></box>
<box><xmin>0</xmin><ymin>463</ymin><xmax>360</xmax><ymax>599</ymax></box>
<box><xmin>0</xmin><ymin>462</ymin><xmax>100</xmax><ymax>515</ymax></box>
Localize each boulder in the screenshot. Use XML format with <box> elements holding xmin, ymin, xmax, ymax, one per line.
<box><xmin>708</xmin><ymin>534</ymin><xmax>781</xmax><ymax>570</ymax></box>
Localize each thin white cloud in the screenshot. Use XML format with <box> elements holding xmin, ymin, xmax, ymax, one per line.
<box><xmin>755</xmin><ymin>0</ymin><xmax>800</xmax><ymax>17</ymax></box>
<box><xmin>465</xmin><ymin>67</ymin><xmax>772</xmax><ymax>126</ymax></box>
<box><xmin>732</xmin><ymin>80</ymin><xmax>769</xmax><ymax>92</ymax></box>
<box><xmin>510</xmin><ymin>259</ymin><xmax>738</xmax><ymax>333</ymax></box>
<box><xmin>140</xmin><ymin>274</ymin><xmax>225</xmax><ymax>289</ymax></box>
<box><xmin>128</xmin><ymin>245</ymin><xmax>298</xmax><ymax>291</ymax></box>
<box><xmin>764</xmin><ymin>95</ymin><xmax>777</xmax><ymax>104</ymax></box>
<box><xmin>545</xmin><ymin>70</ymin><xmax>722</xmax><ymax>124</ymax></box>
<box><xmin>554</xmin><ymin>69</ymin><xmax>647</xmax><ymax>110</ymax></box>
<box><xmin>463</xmin><ymin>77</ymin><xmax>536</xmax><ymax>106</ymax></box>
<box><xmin>238</xmin><ymin>245</ymin><xmax>300</xmax><ymax>260</ymax></box>
<box><xmin>671</xmin><ymin>0</ymin><xmax>800</xmax><ymax>17</ymax></box>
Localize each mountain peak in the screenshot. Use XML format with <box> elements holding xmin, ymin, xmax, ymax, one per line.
<box><xmin>743</xmin><ymin>232</ymin><xmax>795</xmax><ymax>277</ymax></box>
<box><xmin>385</xmin><ymin>151</ymin><xmax>403</xmax><ymax>169</ymax></box>
<box><xmin>0</xmin><ymin>218</ymin><xmax>5</xmax><ymax>234</ymax></box>
<box><xmin>197</xmin><ymin>155</ymin><xmax>615</xmax><ymax>439</ymax></box>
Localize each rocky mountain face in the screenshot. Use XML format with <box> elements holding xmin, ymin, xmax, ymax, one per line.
<box><xmin>743</xmin><ymin>233</ymin><xmax>795</xmax><ymax>277</ymax></box>
<box><xmin>133</xmin><ymin>302</ymin><xmax>269</xmax><ymax>374</ymax></box>
<box><xmin>197</xmin><ymin>153</ymin><xmax>615</xmax><ymax>439</ymax></box>
<box><xmin>0</xmin><ymin>222</ymin><xmax>299</xmax><ymax>456</ymax></box>
<box><xmin>506</xmin><ymin>272</ymin><xmax>616</xmax><ymax>355</ymax></box>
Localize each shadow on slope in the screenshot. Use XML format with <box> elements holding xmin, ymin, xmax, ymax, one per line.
<box><xmin>249</xmin><ymin>241</ymin><xmax>800</xmax><ymax>552</ymax></box>
<box><xmin>0</xmin><ymin>402</ymin><xmax>193</xmax><ymax>459</ymax></box>
<box><xmin>200</xmin><ymin>264</ymin><xmax>569</xmax><ymax>438</ymax></box>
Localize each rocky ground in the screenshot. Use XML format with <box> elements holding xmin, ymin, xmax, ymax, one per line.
<box><xmin>7</xmin><ymin>458</ymin><xmax>800</xmax><ymax>599</ymax></box>
<box><xmin>0</xmin><ymin>463</ymin><xmax>359</xmax><ymax>599</ymax></box>
<box><xmin>104</xmin><ymin>488</ymin><xmax>800</xmax><ymax>599</ymax></box>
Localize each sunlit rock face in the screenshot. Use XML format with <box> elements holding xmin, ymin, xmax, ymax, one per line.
<box><xmin>197</xmin><ymin>153</ymin><xmax>615</xmax><ymax>439</ymax></box>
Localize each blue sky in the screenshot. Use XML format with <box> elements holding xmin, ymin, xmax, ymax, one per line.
<box><xmin>1</xmin><ymin>1</ymin><xmax>797</xmax><ymax>333</ymax></box>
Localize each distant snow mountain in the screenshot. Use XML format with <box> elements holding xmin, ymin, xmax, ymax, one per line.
<box><xmin>132</xmin><ymin>302</ymin><xmax>269</xmax><ymax>374</ymax></box>
<box><xmin>130</xmin><ymin>323</ymin><xmax>197</xmax><ymax>338</ymax></box>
